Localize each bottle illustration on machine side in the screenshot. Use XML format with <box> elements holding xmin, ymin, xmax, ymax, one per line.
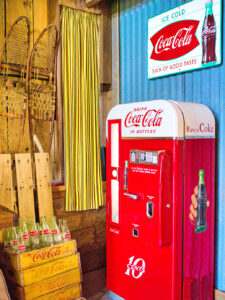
<box><xmin>195</xmin><ymin>169</ymin><xmax>207</xmax><ymax>233</ymax></box>
<box><xmin>124</xmin><ymin>161</ymin><xmax>128</xmax><ymax>190</ymax></box>
<box><xmin>202</xmin><ymin>0</ymin><xmax>216</xmax><ymax>65</ymax></box>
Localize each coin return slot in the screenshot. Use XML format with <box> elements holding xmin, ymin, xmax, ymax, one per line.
<box><xmin>132</xmin><ymin>228</ymin><xmax>139</xmax><ymax>237</ymax></box>
<box><xmin>147</xmin><ymin>201</ymin><xmax>154</xmax><ymax>218</ymax></box>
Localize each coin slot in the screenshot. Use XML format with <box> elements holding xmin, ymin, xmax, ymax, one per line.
<box><xmin>132</xmin><ymin>228</ymin><xmax>139</xmax><ymax>237</ymax></box>
<box><xmin>147</xmin><ymin>201</ymin><xmax>154</xmax><ymax>218</ymax></box>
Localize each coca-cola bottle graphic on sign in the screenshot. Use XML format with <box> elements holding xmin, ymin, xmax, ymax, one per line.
<box><xmin>202</xmin><ymin>0</ymin><xmax>216</xmax><ymax>65</ymax></box>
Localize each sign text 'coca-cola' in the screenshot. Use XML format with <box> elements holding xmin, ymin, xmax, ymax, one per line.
<box><xmin>124</xmin><ymin>109</ymin><xmax>163</xmax><ymax>128</ymax></box>
<box><xmin>150</xmin><ymin>20</ymin><xmax>200</xmax><ymax>61</ymax></box>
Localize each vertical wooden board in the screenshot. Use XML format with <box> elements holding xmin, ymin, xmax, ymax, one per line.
<box><xmin>18</xmin><ymin>111</ymin><xmax>31</xmax><ymax>154</ymax></box>
<box><xmin>100</xmin><ymin>0</ymin><xmax>112</xmax><ymax>84</ymax></box>
<box><xmin>6</xmin><ymin>0</ymin><xmax>33</xmax><ymax>41</ymax></box>
<box><xmin>33</xmin><ymin>0</ymin><xmax>48</xmax><ymax>42</ymax></box>
<box><xmin>15</xmin><ymin>153</ymin><xmax>35</xmax><ymax>220</ymax></box>
<box><xmin>0</xmin><ymin>154</ymin><xmax>14</xmax><ymax>211</ymax></box>
<box><xmin>47</xmin><ymin>0</ymin><xmax>60</xmax><ymax>28</ymax></box>
<box><xmin>51</xmin><ymin>121</ymin><xmax>63</xmax><ymax>183</ymax></box>
<box><xmin>112</xmin><ymin>0</ymin><xmax>120</xmax><ymax>106</ymax></box>
<box><xmin>35</xmin><ymin>153</ymin><xmax>54</xmax><ymax>220</ymax></box>
<box><xmin>0</xmin><ymin>0</ymin><xmax>5</xmax><ymax>52</ymax></box>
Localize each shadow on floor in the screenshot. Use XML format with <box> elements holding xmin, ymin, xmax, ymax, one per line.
<box><xmin>82</xmin><ymin>268</ymin><xmax>111</xmax><ymax>300</ymax></box>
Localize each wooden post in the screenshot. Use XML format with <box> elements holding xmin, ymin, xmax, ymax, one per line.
<box><xmin>112</xmin><ymin>0</ymin><xmax>120</xmax><ymax>106</ymax></box>
<box><xmin>100</xmin><ymin>0</ymin><xmax>112</xmax><ymax>85</ymax></box>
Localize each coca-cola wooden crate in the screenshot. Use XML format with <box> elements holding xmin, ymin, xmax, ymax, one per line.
<box><xmin>2</xmin><ymin>253</ymin><xmax>80</xmax><ymax>286</ymax></box>
<box><xmin>0</xmin><ymin>240</ymin><xmax>77</xmax><ymax>270</ymax></box>
<box><xmin>35</xmin><ymin>283</ymin><xmax>81</xmax><ymax>300</ymax></box>
<box><xmin>7</xmin><ymin>269</ymin><xmax>81</xmax><ymax>300</ymax></box>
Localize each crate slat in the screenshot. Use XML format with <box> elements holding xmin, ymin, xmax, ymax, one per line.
<box><xmin>3</xmin><ymin>253</ymin><xmax>80</xmax><ymax>286</ymax></box>
<box><xmin>0</xmin><ymin>240</ymin><xmax>77</xmax><ymax>270</ymax></box>
<box><xmin>7</xmin><ymin>269</ymin><xmax>81</xmax><ymax>300</ymax></box>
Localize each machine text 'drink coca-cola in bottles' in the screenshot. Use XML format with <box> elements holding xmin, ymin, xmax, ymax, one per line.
<box><xmin>106</xmin><ymin>100</ymin><xmax>215</xmax><ymax>300</ymax></box>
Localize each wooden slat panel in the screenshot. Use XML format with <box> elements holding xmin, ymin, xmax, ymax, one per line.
<box><xmin>35</xmin><ymin>153</ymin><xmax>54</xmax><ymax>220</ymax></box>
<box><xmin>112</xmin><ymin>0</ymin><xmax>120</xmax><ymax>105</ymax></box>
<box><xmin>0</xmin><ymin>0</ymin><xmax>5</xmax><ymax>51</ymax></box>
<box><xmin>35</xmin><ymin>283</ymin><xmax>81</xmax><ymax>300</ymax></box>
<box><xmin>100</xmin><ymin>0</ymin><xmax>112</xmax><ymax>84</ymax></box>
<box><xmin>0</xmin><ymin>154</ymin><xmax>14</xmax><ymax>211</ymax></box>
<box><xmin>15</xmin><ymin>153</ymin><xmax>35</xmax><ymax>220</ymax></box>
<box><xmin>6</xmin><ymin>0</ymin><xmax>33</xmax><ymax>42</ymax></box>
<box><xmin>33</xmin><ymin>0</ymin><xmax>48</xmax><ymax>42</ymax></box>
<box><xmin>7</xmin><ymin>273</ymin><xmax>81</xmax><ymax>300</ymax></box>
<box><xmin>3</xmin><ymin>254</ymin><xmax>80</xmax><ymax>285</ymax></box>
<box><xmin>0</xmin><ymin>240</ymin><xmax>77</xmax><ymax>270</ymax></box>
<box><xmin>0</xmin><ymin>206</ymin><xmax>14</xmax><ymax>229</ymax></box>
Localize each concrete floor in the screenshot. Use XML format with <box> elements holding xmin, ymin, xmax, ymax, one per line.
<box><xmin>82</xmin><ymin>268</ymin><xmax>110</xmax><ymax>300</ymax></box>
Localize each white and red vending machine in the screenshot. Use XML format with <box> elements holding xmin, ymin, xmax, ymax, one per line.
<box><xmin>106</xmin><ymin>100</ymin><xmax>215</xmax><ymax>300</ymax></box>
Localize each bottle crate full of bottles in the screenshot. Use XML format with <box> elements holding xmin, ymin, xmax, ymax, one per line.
<box><xmin>0</xmin><ymin>216</ymin><xmax>83</xmax><ymax>300</ymax></box>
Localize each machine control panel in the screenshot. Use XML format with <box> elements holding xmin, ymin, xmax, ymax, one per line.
<box><xmin>130</xmin><ymin>149</ymin><xmax>159</xmax><ymax>165</ymax></box>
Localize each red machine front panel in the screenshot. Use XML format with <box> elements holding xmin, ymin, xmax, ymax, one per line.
<box><xmin>107</xmin><ymin>136</ymin><xmax>184</xmax><ymax>300</ymax></box>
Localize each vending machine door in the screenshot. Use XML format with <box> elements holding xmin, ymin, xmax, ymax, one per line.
<box><xmin>119</xmin><ymin>139</ymin><xmax>174</xmax><ymax>300</ymax></box>
<box><xmin>107</xmin><ymin>119</ymin><xmax>122</xmax><ymax>228</ymax></box>
<box><xmin>106</xmin><ymin>119</ymin><xmax>125</xmax><ymax>296</ymax></box>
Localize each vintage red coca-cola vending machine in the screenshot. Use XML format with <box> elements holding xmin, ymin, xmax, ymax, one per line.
<box><xmin>106</xmin><ymin>100</ymin><xmax>215</xmax><ymax>300</ymax></box>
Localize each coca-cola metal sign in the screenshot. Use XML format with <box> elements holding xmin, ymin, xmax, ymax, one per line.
<box><xmin>148</xmin><ymin>0</ymin><xmax>222</xmax><ymax>79</ymax></box>
<box><xmin>150</xmin><ymin>20</ymin><xmax>200</xmax><ymax>61</ymax></box>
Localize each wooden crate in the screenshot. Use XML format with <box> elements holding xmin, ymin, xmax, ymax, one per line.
<box><xmin>7</xmin><ymin>269</ymin><xmax>81</xmax><ymax>300</ymax></box>
<box><xmin>0</xmin><ymin>240</ymin><xmax>77</xmax><ymax>270</ymax></box>
<box><xmin>3</xmin><ymin>253</ymin><xmax>80</xmax><ymax>286</ymax></box>
<box><xmin>34</xmin><ymin>283</ymin><xmax>82</xmax><ymax>300</ymax></box>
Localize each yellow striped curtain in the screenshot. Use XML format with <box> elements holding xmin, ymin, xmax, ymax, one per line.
<box><xmin>61</xmin><ymin>7</ymin><xmax>103</xmax><ymax>211</ymax></box>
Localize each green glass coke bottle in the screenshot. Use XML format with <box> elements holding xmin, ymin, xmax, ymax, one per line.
<box><xmin>195</xmin><ymin>170</ymin><xmax>207</xmax><ymax>233</ymax></box>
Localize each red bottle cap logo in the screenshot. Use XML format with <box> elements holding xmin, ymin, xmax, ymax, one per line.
<box><xmin>23</xmin><ymin>234</ymin><xmax>29</xmax><ymax>240</ymax></box>
<box><xmin>65</xmin><ymin>233</ymin><xmax>71</xmax><ymax>240</ymax></box>
<box><xmin>18</xmin><ymin>245</ymin><xmax>26</xmax><ymax>251</ymax></box>
<box><xmin>44</xmin><ymin>229</ymin><xmax>51</xmax><ymax>235</ymax></box>
<box><xmin>29</xmin><ymin>231</ymin><xmax>38</xmax><ymax>237</ymax></box>
<box><xmin>51</xmin><ymin>229</ymin><xmax>58</xmax><ymax>235</ymax></box>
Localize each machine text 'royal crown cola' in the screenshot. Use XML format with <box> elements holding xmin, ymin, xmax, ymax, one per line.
<box><xmin>195</xmin><ymin>169</ymin><xmax>207</xmax><ymax>233</ymax></box>
<box><xmin>202</xmin><ymin>0</ymin><xmax>216</xmax><ymax>65</ymax></box>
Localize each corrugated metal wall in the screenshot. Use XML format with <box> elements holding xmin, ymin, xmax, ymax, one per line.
<box><xmin>119</xmin><ymin>0</ymin><xmax>225</xmax><ymax>291</ymax></box>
